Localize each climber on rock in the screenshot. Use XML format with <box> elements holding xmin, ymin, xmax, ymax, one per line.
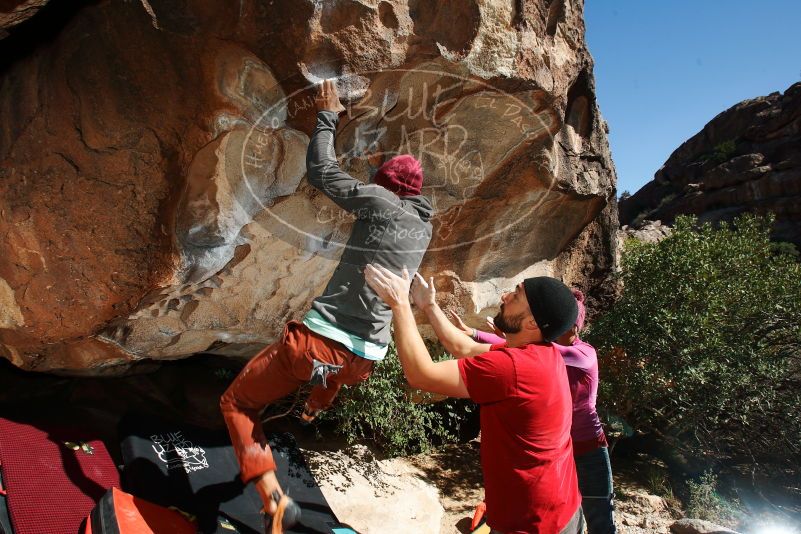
<box><xmin>219</xmin><ymin>79</ymin><xmax>434</xmax><ymax>529</ymax></box>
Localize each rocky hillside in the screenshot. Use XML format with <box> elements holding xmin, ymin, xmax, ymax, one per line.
<box><xmin>0</xmin><ymin>0</ymin><xmax>617</xmax><ymax>373</ymax></box>
<box><xmin>620</xmin><ymin>82</ymin><xmax>801</xmax><ymax>246</ymax></box>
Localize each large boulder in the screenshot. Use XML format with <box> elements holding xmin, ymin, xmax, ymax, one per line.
<box><xmin>620</xmin><ymin>82</ymin><xmax>801</xmax><ymax>247</ymax></box>
<box><xmin>306</xmin><ymin>445</ymin><xmax>445</xmax><ymax>534</ymax></box>
<box><xmin>670</xmin><ymin>518</ymin><xmax>740</xmax><ymax>534</ymax></box>
<box><xmin>0</xmin><ymin>0</ymin><xmax>617</xmax><ymax>373</ymax></box>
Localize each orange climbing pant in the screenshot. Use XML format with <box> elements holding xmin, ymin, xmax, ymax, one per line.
<box><xmin>219</xmin><ymin>321</ymin><xmax>375</xmax><ymax>483</ymax></box>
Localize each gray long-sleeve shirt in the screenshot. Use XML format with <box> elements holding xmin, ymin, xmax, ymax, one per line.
<box><xmin>305</xmin><ymin>111</ymin><xmax>434</xmax><ymax>346</ymax></box>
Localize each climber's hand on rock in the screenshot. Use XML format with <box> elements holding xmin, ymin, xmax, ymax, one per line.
<box><xmin>315</xmin><ymin>79</ymin><xmax>346</xmax><ymax>114</ymax></box>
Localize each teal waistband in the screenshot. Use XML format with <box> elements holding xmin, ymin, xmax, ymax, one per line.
<box><xmin>302</xmin><ymin>310</ymin><xmax>388</xmax><ymax>361</ymax></box>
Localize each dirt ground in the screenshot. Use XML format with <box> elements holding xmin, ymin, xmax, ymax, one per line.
<box><xmin>298</xmin><ymin>429</ymin><xmax>684</xmax><ymax>534</ymax></box>
<box><xmin>406</xmin><ymin>442</ymin><xmax>486</xmax><ymax>533</ymax></box>
<box><xmin>405</xmin><ymin>440</ymin><xmax>682</xmax><ymax>534</ymax></box>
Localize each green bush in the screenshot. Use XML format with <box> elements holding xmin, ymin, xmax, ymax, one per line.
<box><xmin>686</xmin><ymin>471</ymin><xmax>739</xmax><ymax>525</ymax></box>
<box><xmin>587</xmin><ymin>214</ymin><xmax>801</xmax><ymax>465</ymax></box>
<box><xmin>711</xmin><ymin>140</ymin><xmax>737</xmax><ymax>164</ymax></box>
<box><xmin>324</xmin><ymin>341</ymin><xmax>474</xmax><ymax>457</ymax></box>
<box><xmin>698</xmin><ymin>139</ymin><xmax>737</xmax><ymax>165</ymax></box>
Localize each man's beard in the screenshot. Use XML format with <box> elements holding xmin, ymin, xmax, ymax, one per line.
<box><xmin>493</xmin><ymin>307</ymin><xmax>526</xmax><ymax>334</ymax></box>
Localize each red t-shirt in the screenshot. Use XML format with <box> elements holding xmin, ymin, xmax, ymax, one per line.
<box><xmin>458</xmin><ymin>343</ymin><xmax>580</xmax><ymax>534</ymax></box>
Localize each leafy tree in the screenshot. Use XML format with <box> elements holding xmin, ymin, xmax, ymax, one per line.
<box><xmin>587</xmin><ymin>214</ymin><xmax>801</xmax><ymax>466</ymax></box>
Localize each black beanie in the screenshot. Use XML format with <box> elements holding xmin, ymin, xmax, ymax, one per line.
<box><xmin>522</xmin><ymin>277</ymin><xmax>578</xmax><ymax>342</ymax></box>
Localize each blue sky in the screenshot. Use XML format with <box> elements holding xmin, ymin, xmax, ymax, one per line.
<box><xmin>585</xmin><ymin>1</ymin><xmax>801</xmax><ymax>196</ymax></box>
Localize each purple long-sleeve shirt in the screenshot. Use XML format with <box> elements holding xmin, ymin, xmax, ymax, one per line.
<box><xmin>474</xmin><ymin>330</ymin><xmax>606</xmax><ymax>451</ymax></box>
<box><xmin>559</xmin><ymin>339</ymin><xmax>605</xmax><ymax>446</ymax></box>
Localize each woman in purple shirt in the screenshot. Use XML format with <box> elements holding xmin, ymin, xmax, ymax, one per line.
<box><xmin>453</xmin><ymin>289</ymin><xmax>616</xmax><ymax>534</ymax></box>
